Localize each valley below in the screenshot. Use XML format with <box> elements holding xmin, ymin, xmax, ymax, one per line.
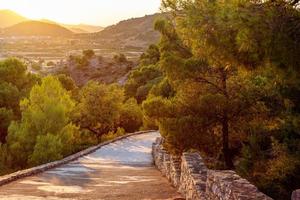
<box><xmin>0</xmin><ymin>11</ymin><xmax>161</xmax><ymax>85</ymax></box>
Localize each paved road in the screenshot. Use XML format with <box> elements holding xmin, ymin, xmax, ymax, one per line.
<box><xmin>0</xmin><ymin>132</ymin><xmax>181</xmax><ymax>200</ymax></box>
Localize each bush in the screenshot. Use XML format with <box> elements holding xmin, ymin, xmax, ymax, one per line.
<box><xmin>113</xmin><ymin>53</ymin><xmax>127</xmax><ymax>63</ymax></box>
<box><xmin>31</xmin><ymin>63</ymin><xmax>41</xmax><ymax>71</ymax></box>
<box><xmin>47</xmin><ymin>61</ymin><xmax>55</xmax><ymax>66</ymax></box>
<box><xmin>83</xmin><ymin>49</ymin><xmax>95</xmax><ymax>59</ymax></box>
<box><xmin>74</xmin><ymin>82</ymin><xmax>124</xmax><ymax>141</ymax></box>
<box><xmin>101</xmin><ymin>127</ymin><xmax>126</xmax><ymax>142</ymax></box>
<box><xmin>119</xmin><ymin>98</ymin><xmax>143</xmax><ymax>133</ymax></box>
<box><xmin>29</xmin><ymin>134</ymin><xmax>63</xmax><ymax>166</ymax></box>
<box><xmin>56</xmin><ymin>74</ymin><xmax>77</xmax><ymax>91</ymax></box>
<box><xmin>6</xmin><ymin>76</ymin><xmax>76</xmax><ymax>168</ymax></box>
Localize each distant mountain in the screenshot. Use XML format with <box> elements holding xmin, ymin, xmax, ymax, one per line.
<box><xmin>92</xmin><ymin>14</ymin><xmax>163</xmax><ymax>48</ymax></box>
<box><xmin>1</xmin><ymin>21</ymin><xmax>74</xmax><ymax>37</ymax></box>
<box><xmin>0</xmin><ymin>10</ymin><xmax>27</xmax><ymax>28</ymax></box>
<box><xmin>65</xmin><ymin>24</ymin><xmax>103</xmax><ymax>33</ymax></box>
<box><xmin>39</xmin><ymin>19</ymin><xmax>58</xmax><ymax>25</ymax></box>
<box><xmin>67</xmin><ymin>27</ymin><xmax>88</xmax><ymax>33</ymax></box>
<box><xmin>40</xmin><ymin>19</ymin><xmax>103</xmax><ymax>33</ymax></box>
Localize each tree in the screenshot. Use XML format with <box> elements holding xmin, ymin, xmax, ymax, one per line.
<box><xmin>157</xmin><ymin>0</ymin><xmax>300</xmax><ymax>169</ymax></box>
<box><xmin>119</xmin><ymin>98</ymin><xmax>143</xmax><ymax>133</ymax></box>
<box><xmin>125</xmin><ymin>65</ymin><xmax>162</xmax><ymax>103</ymax></box>
<box><xmin>78</xmin><ymin>56</ymin><xmax>90</xmax><ymax>69</ymax></box>
<box><xmin>162</xmin><ymin>0</ymin><xmax>300</xmax><ymax>69</ymax></box>
<box><xmin>125</xmin><ymin>44</ymin><xmax>163</xmax><ymax>103</ymax></box>
<box><xmin>6</xmin><ymin>76</ymin><xmax>76</xmax><ymax>167</ymax></box>
<box><xmin>83</xmin><ymin>49</ymin><xmax>95</xmax><ymax>59</ymax></box>
<box><xmin>0</xmin><ymin>58</ymin><xmax>39</xmax><ymax>92</ymax></box>
<box><xmin>74</xmin><ymin>82</ymin><xmax>124</xmax><ymax>141</ymax></box>
<box><xmin>0</xmin><ymin>108</ymin><xmax>13</xmax><ymax>143</ymax></box>
<box><xmin>113</xmin><ymin>53</ymin><xmax>127</xmax><ymax>63</ymax></box>
<box><xmin>142</xmin><ymin>16</ymin><xmax>280</xmax><ymax>169</ymax></box>
<box><xmin>0</xmin><ymin>58</ymin><xmax>27</xmax><ymax>88</ymax></box>
<box><xmin>139</xmin><ymin>44</ymin><xmax>160</xmax><ymax>66</ymax></box>
<box><xmin>69</xmin><ymin>53</ymin><xmax>91</xmax><ymax>70</ymax></box>
<box><xmin>0</xmin><ymin>82</ymin><xmax>20</xmax><ymax>115</ymax></box>
<box><xmin>0</xmin><ymin>58</ymin><xmax>39</xmax><ymax>143</ymax></box>
<box><xmin>141</xmin><ymin>1</ymin><xmax>300</xmax><ymax>198</ymax></box>
<box><xmin>56</xmin><ymin>74</ymin><xmax>77</xmax><ymax>91</ymax></box>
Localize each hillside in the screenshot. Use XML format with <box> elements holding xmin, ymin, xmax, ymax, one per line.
<box><xmin>40</xmin><ymin>19</ymin><xmax>103</xmax><ymax>33</ymax></box>
<box><xmin>1</xmin><ymin>21</ymin><xmax>74</xmax><ymax>37</ymax></box>
<box><xmin>91</xmin><ymin>14</ymin><xmax>163</xmax><ymax>49</ymax></box>
<box><xmin>65</xmin><ymin>24</ymin><xmax>103</xmax><ymax>33</ymax></box>
<box><xmin>0</xmin><ymin>10</ymin><xmax>27</xmax><ymax>28</ymax></box>
<box><xmin>67</xmin><ymin>27</ymin><xmax>88</xmax><ymax>33</ymax></box>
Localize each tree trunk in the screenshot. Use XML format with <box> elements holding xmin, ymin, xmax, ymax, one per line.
<box><xmin>83</xmin><ymin>127</ymin><xmax>104</xmax><ymax>143</ymax></box>
<box><xmin>97</xmin><ymin>133</ymin><xmax>102</xmax><ymax>143</ymax></box>
<box><xmin>222</xmin><ymin>111</ymin><xmax>233</xmax><ymax>169</ymax></box>
<box><xmin>221</xmin><ymin>69</ymin><xmax>234</xmax><ymax>169</ymax></box>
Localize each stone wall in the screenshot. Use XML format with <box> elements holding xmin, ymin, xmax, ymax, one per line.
<box><xmin>292</xmin><ymin>190</ymin><xmax>300</xmax><ymax>200</ymax></box>
<box><xmin>152</xmin><ymin>137</ymin><xmax>273</xmax><ymax>200</ymax></box>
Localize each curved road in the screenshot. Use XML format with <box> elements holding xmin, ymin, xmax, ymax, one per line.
<box><xmin>0</xmin><ymin>132</ymin><xmax>181</xmax><ymax>200</ymax></box>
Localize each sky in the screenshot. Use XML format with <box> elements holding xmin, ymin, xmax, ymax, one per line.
<box><xmin>0</xmin><ymin>0</ymin><xmax>161</xmax><ymax>26</ymax></box>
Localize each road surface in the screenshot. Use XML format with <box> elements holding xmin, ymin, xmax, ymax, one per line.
<box><xmin>0</xmin><ymin>132</ymin><xmax>181</xmax><ymax>200</ymax></box>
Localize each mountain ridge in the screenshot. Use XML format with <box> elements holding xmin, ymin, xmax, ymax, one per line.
<box><xmin>89</xmin><ymin>13</ymin><xmax>164</xmax><ymax>48</ymax></box>
<box><xmin>0</xmin><ymin>10</ymin><xmax>27</xmax><ymax>28</ymax></box>
<box><xmin>1</xmin><ymin>20</ymin><xmax>74</xmax><ymax>37</ymax></box>
<box><xmin>0</xmin><ymin>10</ymin><xmax>103</xmax><ymax>33</ymax></box>
<box><xmin>40</xmin><ymin>19</ymin><xmax>103</xmax><ymax>33</ymax></box>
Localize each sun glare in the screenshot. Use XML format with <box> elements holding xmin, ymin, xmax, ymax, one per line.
<box><xmin>0</xmin><ymin>0</ymin><xmax>161</xmax><ymax>26</ymax></box>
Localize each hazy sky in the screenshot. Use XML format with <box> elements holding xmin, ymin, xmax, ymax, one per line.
<box><xmin>0</xmin><ymin>0</ymin><xmax>161</xmax><ymax>26</ymax></box>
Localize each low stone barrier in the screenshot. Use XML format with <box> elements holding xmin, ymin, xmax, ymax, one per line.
<box><xmin>292</xmin><ymin>189</ymin><xmax>300</xmax><ymax>200</ymax></box>
<box><xmin>0</xmin><ymin>130</ymin><xmax>156</xmax><ymax>186</ymax></box>
<box><xmin>152</xmin><ymin>137</ymin><xmax>273</xmax><ymax>200</ymax></box>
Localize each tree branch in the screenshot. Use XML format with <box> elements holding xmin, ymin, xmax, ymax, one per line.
<box><xmin>194</xmin><ymin>76</ymin><xmax>226</xmax><ymax>95</ymax></box>
<box><xmin>82</xmin><ymin>126</ymin><xmax>99</xmax><ymax>135</ymax></box>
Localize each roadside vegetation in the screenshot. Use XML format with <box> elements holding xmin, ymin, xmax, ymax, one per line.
<box><xmin>0</xmin><ymin>58</ymin><xmax>143</xmax><ymax>175</ymax></box>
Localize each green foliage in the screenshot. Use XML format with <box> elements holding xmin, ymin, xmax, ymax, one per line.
<box><xmin>125</xmin><ymin>44</ymin><xmax>164</xmax><ymax>103</ymax></box>
<box><xmin>74</xmin><ymin>82</ymin><xmax>124</xmax><ymax>140</ymax></box>
<box><xmin>125</xmin><ymin>65</ymin><xmax>162</xmax><ymax>103</ymax></box>
<box><xmin>119</xmin><ymin>98</ymin><xmax>143</xmax><ymax>133</ymax></box>
<box><xmin>150</xmin><ymin>16</ymin><xmax>279</xmax><ymax>168</ymax></box>
<box><xmin>0</xmin><ymin>58</ymin><xmax>39</xmax><ymax>144</ymax></box>
<box><xmin>139</xmin><ymin>44</ymin><xmax>160</xmax><ymax>66</ymax></box>
<box><xmin>29</xmin><ymin>134</ymin><xmax>63</xmax><ymax>166</ymax></box>
<box><xmin>0</xmin><ymin>108</ymin><xmax>13</xmax><ymax>143</ymax></box>
<box><xmin>101</xmin><ymin>127</ymin><xmax>126</xmax><ymax>142</ymax></box>
<box><xmin>56</xmin><ymin>74</ymin><xmax>77</xmax><ymax>91</ymax></box>
<box><xmin>0</xmin><ymin>143</ymin><xmax>12</xmax><ymax>175</ymax></box>
<box><xmin>0</xmin><ymin>58</ymin><xmax>27</xmax><ymax>87</ymax></box>
<box><xmin>5</xmin><ymin>76</ymin><xmax>76</xmax><ymax>167</ymax></box>
<box><xmin>0</xmin><ymin>3</ymin><xmax>298</xmax><ymax>200</ymax></box>
<box><xmin>162</xmin><ymin>0</ymin><xmax>300</xmax><ymax>70</ymax></box>
<box><xmin>0</xmin><ymin>58</ymin><xmax>39</xmax><ymax>98</ymax></box>
<box><xmin>138</xmin><ymin>0</ymin><xmax>300</xmax><ymax>198</ymax></box>
<box><xmin>0</xmin><ymin>82</ymin><xmax>20</xmax><ymax>112</ymax></box>
<box><xmin>149</xmin><ymin>78</ymin><xmax>174</xmax><ymax>98</ymax></box>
